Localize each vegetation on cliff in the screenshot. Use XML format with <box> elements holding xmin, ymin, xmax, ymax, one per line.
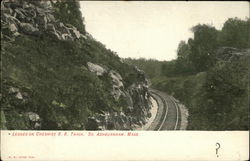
<box><xmin>1</xmin><ymin>0</ymin><xmax>151</xmax><ymax>130</ymax></box>
<box><xmin>125</xmin><ymin>18</ymin><xmax>250</xmax><ymax>130</ymax></box>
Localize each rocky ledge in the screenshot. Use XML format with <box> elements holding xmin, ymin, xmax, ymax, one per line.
<box><xmin>1</xmin><ymin>0</ymin><xmax>85</xmax><ymax>42</ymax></box>
<box><xmin>86</xmin><ymin>62</ymin><xmax>152</xmax><ymax>130</ymax></box>
<box><xmin>1</xmin><ymin>0</ymin><xmax>153</xmax><ymax>130</ymax></box>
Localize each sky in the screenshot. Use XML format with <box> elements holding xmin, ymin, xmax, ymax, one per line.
<box><xmin>80</xmin><ymin>1</ymin><xmax>249</xmax><ymax>61</ymax></box>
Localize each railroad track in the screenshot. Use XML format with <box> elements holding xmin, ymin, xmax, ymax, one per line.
<box><xmin>150</xmin><ymin>89</ymin><xmax>180</xmax><ymax>130</ymax></box>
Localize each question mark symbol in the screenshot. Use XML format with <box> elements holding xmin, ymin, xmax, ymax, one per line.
<box><xmin>216</xmin><ymin>143</ymin><xmax>221</xmax><ymax>157</ymax></box>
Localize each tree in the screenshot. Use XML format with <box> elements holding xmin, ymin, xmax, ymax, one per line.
<box><xmin>175</xmin><ymin>41</ymin><xmax>195</xmax><ymax>75</ymax></box>
<box><xmin>161</xmin><ymin>60</ymin><xmax>177</xmax><ymax>77</ymax></box>
<box><xmin>218</xmin><ymin>17</ymin><xmax>250</xmax><ymax>49</ymax></box>
<box><xmin>189</xmin><ymin>24</ymin><xmax>219</xmax><ymax>72</ymax></box>
<box><xmin>177</xmin><ymin>41</ymin><xmax>189</xmax><ymax>59</ymax></box>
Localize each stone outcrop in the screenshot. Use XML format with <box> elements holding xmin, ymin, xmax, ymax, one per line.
<box><xmin>2</xmin><ymin>85</ymin><xmax>41</xmax><ymax>130</ymax></box>
<box><xmin>87</xmin><ymin>62</ymin><xmax>107</xmax><ymax>76</ymax></box>
<box><xmin>26</xmin><ymin>112</ymin><xmax>41</xmax><ymax>129</ymax></box>
<box><xmin>1</xmin><ymin>0</ymin><xmax>85</xmax><ymax>41</ymax></box>
<box><xmin>1</xmin><ymin>0</ymin><xmax>153</xmax><ymax>131</ymax></box>
<box><xmin>109</xmin><ymin>70</ymin><xmax>124</xmax><ymax>100</ymax></box>
<box><xmin>86</xmin><ymin>62</ymin><xmax>152</xmax><ymax>130</ymax></box>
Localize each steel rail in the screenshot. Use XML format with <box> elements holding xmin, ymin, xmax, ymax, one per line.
<box><xmin>156</xmin><ymin>93</ymin><xmax>169</xmax><ymax>131</ymax></box>
<box><xmin>169</xmin><ymin>96</ymin><xmax>179</xmax><ymax>130</ymax></box>
<box><xmin>150</xmin><ymin>90</ymin><xmax>180</xmax><ymax>130</ymax></box>
<box><xmin>150</xmin><ymin>91</ymin><xmax>169</xmax><ymax>131</ymax></box>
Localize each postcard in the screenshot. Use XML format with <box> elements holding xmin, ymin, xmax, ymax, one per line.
<box><xmin>1</xmin><ymin>0</ymin><xmax>249</xmax><ymax>160</ymax></box>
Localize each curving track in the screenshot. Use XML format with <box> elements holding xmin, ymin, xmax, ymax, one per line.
<box><xmin>148</xmin><ymin>89</ymin><xmax>181</xmax><ymax>131</ymax></box>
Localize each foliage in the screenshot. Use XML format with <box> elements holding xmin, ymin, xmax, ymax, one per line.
<box><xmin>1</xmin><ymin>0</ymin><xmax>158</xmax><ymax>130</ymax></box>
<box><xmin>1</xmin><ymin>29</ymin><xmax>139</xmax><ymax>130</ymax></box>
<box><xmin>124</xmin><ymin>58</ymin><xmax>164</xmax><ymax>79</ymax></box>
<box><xmin>129</xmin><ymin>17</ymin><xmax>249</xmax><ymax>130</ymax></box>
<box><xmin>161</xmin><ymin>60</ymin><xmax>177</xmax><ymax>77</ymax></box>
<box><xmin>189</xmin><ymin>24</ymin><xmax>219</xmax><ymax>72</ymax></box>
<box><xmin>160</xmin><ymin>18</ymin><xmax>249</xmax><ymax>76</ymax></box>
<box><xmin>203</xmin><ymin>55</ymin><xmax>249</xmax><ymax>130</ymax></box>
<box><xmin>218</xmin><ymin>18</ymin><xmax>250</xmax><ymax>49</ymax></box>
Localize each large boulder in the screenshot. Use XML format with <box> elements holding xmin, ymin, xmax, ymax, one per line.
<box><xmin>37</xmin><ymin>1</ymin><xmax>52</xmax><ymax>9</ymax></box>
<box><xmin>19</xmin><ymin>22</ymin><xmax>39</xmax><ymax>35</ymax></box>
<box><xmin>3</xmin><ymin>13</ymin><xmax>21</xmax><ymax>26</ymax></box>
<box><xmin>26</xmin><ymin>112</ymin><xmax>40</xmax><ymax>122</ymax></box>
<box><xmin>14</xmin><ymin>8</ymin><xmax>26</xmax><ymax>20</ymax></box>
<box><xmin>87</xmin><ymin>62</ymin><xmax>107</xmax><ymax>76</ymax></box>
<box><xmin>47</xmin><ymin>23</ymin><xmax>61</xmax><ymax>40</ymax></box>
<box><xmin>24</xmin><ymin>112</ymin><xmax>41</xmax><ymax>129</ymax></box>
<box><xmin>108</xmin><ymin>70</ymin><xmax>124</xmax><ymax>100</ymax></box>
<box><xmin>9</xmin><ymin>87</ymin><xmax>23</xmax><ymax>100</ymax></box>
<box><xmin>109</xmin><ymin>70</ymin><xmax>123</xmax><ymax>88</ymax></box>
<box><xmin>9</xmin><ymin>23</ymin><xmax>18</xmax><ymax>33</ymax></box>
<box><xmin>35</xmin><ymin>15</ymin><xmax>48</xmax><ymax>30</ymax></box>
<box><xmin>68</xmin><ymin>27</ymin><xmax>81</xmax><ymax>39</ymax></box>
<box><xmin>1</xmin><ymin>0</ymin><xmax>83</xmax><ymax>41</ymax></box>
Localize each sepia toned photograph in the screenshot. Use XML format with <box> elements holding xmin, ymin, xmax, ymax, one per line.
<box><xmin>1</xmin><ymin>0</ymin><xmax>249</xmax><ymax>132</ymax></box>
<box><xmin>1</xmin><ymin>1</ymin><xmax>250</xmax><ymax>161</ymax></box>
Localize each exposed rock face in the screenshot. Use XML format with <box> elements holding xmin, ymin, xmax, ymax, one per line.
<box><xmin>19</xmin><ymin>22</ymin><xmax>39</xmax><ymax>34</ymax></box>
<box><xmin>2</xmin><ymin>0</ymin><xmax>153</xmax><ymax>130</ymax></box>
<box><xmin>109</xmin><ymin>70</ymin><xmax>124</xmax><ymax>100</ymax></box>
<box><xmin>26</xmin><ymin>112</ymin><xmax>41</xmax><ymax>129</ymax></box>
<box><xmin>87</xmin><ymin>62</ymin><xmax>107</xmax><ymax>76</ymax></box>
<box><xmin>87</xmin><ymin>62</ymin><xmax>152</xmax><ymax>130</ymax></box>
<box><xmin>1</xmin><ymin>0</ymin><xmax>85</xmax><ymax>41</ymax></box>
<box><xmin>9</xmin><ymin>87</ymin><xmax>23</xmax><ymax>100</ymax></box>
<box><xmin>2</xmin><ymin>85</ymin><xmax>41</xmax><ymax>130</ymax></box>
